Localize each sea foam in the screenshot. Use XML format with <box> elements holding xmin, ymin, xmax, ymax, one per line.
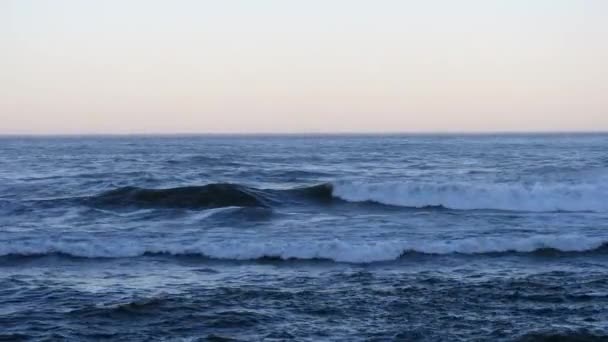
<box><xmin>1</xmin><ymin>235</ymin><xmax>605</xmax><ymax>263</ymax></box>
<box><xmin>332</xmin><ymin>180</ymin><xmax>608</xmax><ymax>212</ymax></box>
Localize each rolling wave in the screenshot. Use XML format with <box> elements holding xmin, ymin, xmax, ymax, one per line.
<box><xmin>88</xmin><ymin>184</ymin><xmax>271</xmax><ymax>209</ymax></box>
<box><xmin>332</xmin><ymin>180</ymin><xmax>608</xmax><ymax>212</ymax></box>
<box><xmin>85</xmin><ymin>183</ymin><xmax>333</xmax><ymax>209</ymax></box>
<box><xmin>87</xmin><ymin>181</ymin><xmax>608</xmax><ymax>212</ymax></box>
<box><xmin>2</xmin><ymin>235</ymin><xmax>606</xmax><ymax>263</ymax></box>
<box><xmin>27</xmin><ymin>179</ymin><xmax>608</xmax><ymax>213</ymax></box>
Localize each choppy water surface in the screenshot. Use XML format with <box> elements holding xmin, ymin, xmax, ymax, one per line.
<box><xmin>1</xmin><ymin>134</ymin><xmax>608</xmax><ymax>341</ymax></box>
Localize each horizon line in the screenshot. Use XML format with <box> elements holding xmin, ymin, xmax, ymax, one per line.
<box><xmin>1</xmin><ymin>130</ymin><xmax>608</xmax><ymax>138</ymax></box>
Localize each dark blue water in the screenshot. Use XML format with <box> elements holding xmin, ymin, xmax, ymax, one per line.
<box><xmin>1</xmin><ymin>134</ymin><xmax>608</xmax><ymax>341</ymax></box>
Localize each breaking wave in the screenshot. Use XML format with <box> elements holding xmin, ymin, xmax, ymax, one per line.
<box><xmin>2</xmin><ymin>235</ymin><xmax>607</xmax><ymax>263</ymax></box>
<box><xmin>34</xmin><ymin>179</ymin><xmax>607</xmax><ymax>213</ymax></box>
<box><xmin>332</xmin><ymin>180</ymin><xmax>608</xmax><ymax>212</ymax></box>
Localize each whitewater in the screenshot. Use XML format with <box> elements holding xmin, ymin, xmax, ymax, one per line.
<box><xmin>1</xmin><ymin>134</ymin><xmax>608</xmax><ymax>341</ymax></box>
<box><xmin>332</xmin><ymin>179</ymin><xmax>608</xmax><ymax>212</ymax></box>
<box><xmin>1</xmin><ymin>234</ymin><xmax>607</xmax><ymax>262</ymax></box>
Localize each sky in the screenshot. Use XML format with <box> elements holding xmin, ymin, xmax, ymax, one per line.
<box><xmin>1</xmin><ymin>0</ymin><xmax>607</xmax><ymax>134</ymax></box>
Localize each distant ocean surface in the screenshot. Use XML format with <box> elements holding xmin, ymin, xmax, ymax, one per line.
<box><xmin>1</xmin><ymin>134</ymin><xmax>608</xmax><ymax>341</ymax></box>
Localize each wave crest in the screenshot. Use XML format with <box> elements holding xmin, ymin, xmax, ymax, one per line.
<box><xmin>37</xmin><ymin>180</ymin><xmax>608</xmax><ymax>212</ymax></box>
<box><xmin>86</xmin><ymin>183</ymin><xmax>334</xmax><ymax>210</ymax></box>
<box><xmin>89</xmin><ymin>184</ymin><xmax>271</xmax><ymax>209</ymax></box>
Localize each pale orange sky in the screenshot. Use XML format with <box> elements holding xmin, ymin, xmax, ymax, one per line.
<box><xmin>1</xmin><ymin>0</ymin><xmax>607</xmax><ymax>134</ymax></box>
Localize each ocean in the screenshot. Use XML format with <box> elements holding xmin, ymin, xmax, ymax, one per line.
<box><xmin>1</xmin><ymin>134</ymin><xmax>607</xmax><ymax>341</ymax></box>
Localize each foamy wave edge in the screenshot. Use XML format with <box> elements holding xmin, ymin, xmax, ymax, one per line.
<box><xmin>331</xmin><ymin>180</ymin><xmax>608</xmax><ymax>212</ymax></box>
<box><xmin>1</xmin><ymin>235</ymin><xmax>606</xmax><ymax>263</ymax></box>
